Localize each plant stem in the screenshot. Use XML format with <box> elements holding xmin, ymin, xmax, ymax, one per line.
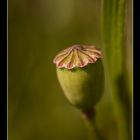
<box><xmin>82</xmin><ymin>108</ymin><xmax>106</xmax><ymax>140</ymax></box>
<box><xmin>101</xmin><ymin>0</ymin><xmax>131</xmax><ymax>140</ymax></box>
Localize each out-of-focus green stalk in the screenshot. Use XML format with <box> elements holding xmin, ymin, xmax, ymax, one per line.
<box><xmin>101</xmin><ymin>0</ymin><xmax>131</xmax><ymax>140</ymax></box>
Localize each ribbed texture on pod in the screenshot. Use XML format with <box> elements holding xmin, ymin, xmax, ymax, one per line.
<box><xmin>53</xmin><ymin>44</ymin><xmax>104</xmax><ymax>109</ymax></box>
<box><xmin>53</xmin><ymin>45</ymin><xmax>102</xmax><ymax>69</ymax></box>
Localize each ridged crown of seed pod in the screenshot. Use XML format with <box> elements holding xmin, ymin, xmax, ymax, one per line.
<box><xmin>53</xmin><ymin>44</ymin><xmax>102</xmax><ymax>69</ymax></box>
<box><xmin>53</xmin><ymin>44</ymin><xmax>104</xmax><ymax>109</ymax></box>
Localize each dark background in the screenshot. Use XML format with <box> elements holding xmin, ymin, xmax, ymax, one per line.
<box><xmin>8</xmin><ymin>0</ymin><xmax>132</xmax><ymax>140</ymax></box>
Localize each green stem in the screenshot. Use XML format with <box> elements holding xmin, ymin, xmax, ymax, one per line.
<box><xmin>101</xmin><ymin>0</ymin><xmax>131</xmax><ymax>140</ymax></box>
<box><xmin>82</xmin><ymin>108</ymin><xmax>106</xmax><ymax>140</ymax></box>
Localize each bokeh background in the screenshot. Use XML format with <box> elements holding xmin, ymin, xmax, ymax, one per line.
<box><xmin>8</xmin><ymin>0</ymin><xmax>132</xmax><ymax>140</ymax></box>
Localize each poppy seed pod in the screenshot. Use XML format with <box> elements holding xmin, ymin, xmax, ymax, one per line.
<box><xmin>53</xmin><ymin>45</ymin><xmax>104</xmax><ymax>110</ymax></box>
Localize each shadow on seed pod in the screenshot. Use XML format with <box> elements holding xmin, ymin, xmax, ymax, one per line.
<box><xmin>53</xmin><ymin>44</ymin><xmax>104</xmax><ymax>110</ymax></box>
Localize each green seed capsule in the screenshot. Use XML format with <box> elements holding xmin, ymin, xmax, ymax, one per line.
<box><xmin>53</xmin><ymin>45</ymin><xmax>104</xmax><ymax>110</ymax></box>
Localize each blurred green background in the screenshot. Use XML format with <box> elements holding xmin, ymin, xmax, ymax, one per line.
<box><xmin>8</xmin><ymin>0</ymin><xmax>132</xmax><ymax>140</ymax></box>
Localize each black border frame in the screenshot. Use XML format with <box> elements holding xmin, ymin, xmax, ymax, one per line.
<box><xmin>1</xmin><ymin>0</ymin><xmax>135</xmax><ymax>140</ymax></box>
<box><xmin>0</xmin><ymin>0</ymin><xmax>7</xmax><ymax>139</ymax></box>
